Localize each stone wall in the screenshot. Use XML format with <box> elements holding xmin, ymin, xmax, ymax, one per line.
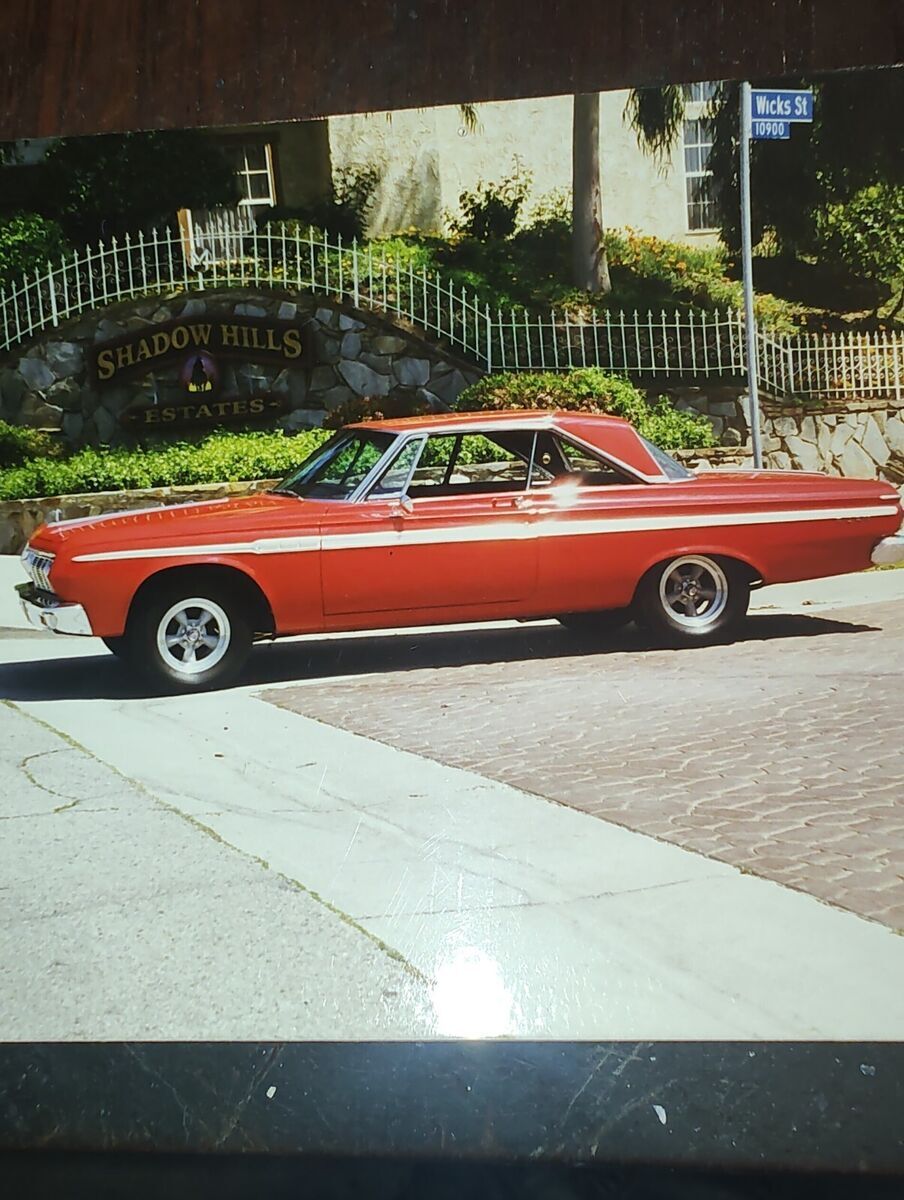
<box><xmin>666</xmin><ymin>385</ymin><xmax>904</xmax><ymax>482</ymax></box>
<box><xmin>0</xmin><ymin>290</ymin><xmax>480</xmax><ymax>448</ymax></box>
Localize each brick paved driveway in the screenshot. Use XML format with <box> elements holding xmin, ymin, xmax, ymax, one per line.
<box><xmin>265</xmin><ymin>602</ymin><xmax>904</xmax><ymax>930</ymax></box>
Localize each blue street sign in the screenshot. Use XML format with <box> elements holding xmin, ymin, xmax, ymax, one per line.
<box><xmin>749</xmin><ymin>88</ymin><xmax>814</xmax><ymax>123</ymax></box>
<box><xmin>751</xmin><ymin>118</ymin><xmax>791</xmax><ymax>140</ymax></box>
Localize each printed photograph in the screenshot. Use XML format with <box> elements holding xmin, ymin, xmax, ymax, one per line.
<box><xmin>1</xmin><ymin>15</ymin><xmax>903</xmax><ymax>1055</ymax></box>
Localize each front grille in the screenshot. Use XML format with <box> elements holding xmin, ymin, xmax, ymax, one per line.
<box><xmin>21</xmin><ymin>546</ymin><xmax>55</xmax><ymax>593</ymax></box>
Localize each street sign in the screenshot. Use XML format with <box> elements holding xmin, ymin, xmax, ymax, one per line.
<box><xmin>751</xmin><ymin>119</ymin><xmax>791</xmax><ymax>140</ymax></box>
<box><xmin>738</xmin><ymin>83</ymin><xmax>815</xmax><ymax>468</ymax></box>
<box><xmin>749</xmin><ymin>88</ymin><xmax>814</xmax><ymax>123</ymax></box>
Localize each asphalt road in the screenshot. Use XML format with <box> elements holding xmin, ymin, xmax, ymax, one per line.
<box><xmin>2</xmin><ymin>557</ymin><xmax>904</xmax><ymax>1040</ymax></box>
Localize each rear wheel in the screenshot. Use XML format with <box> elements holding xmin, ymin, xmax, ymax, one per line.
<box><xmin>101</xmin><ymin>636</ymin><xmax>127</xmax><ymax>658</ymax></box>
<box><xmin>557</xmin><ymin>607</ymin><xmax>632</xmax><ymax>636</ymax></box>
<box><xmin>637</xmin><ymin>555</ymin><xmax>749</xmax><ymax>645</ymax></box>
<box><xmin>124</xmin><ymin>579</ymin><xmax>252</xmax><ymax>692</ymax></box>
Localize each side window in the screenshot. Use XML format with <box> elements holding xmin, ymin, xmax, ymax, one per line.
<box><xmin>409</xmin><ymin>435</ymin><xmax>459</xmax><ymax>491</ymax></box>
<box><xmin>368</xmin><ymin>438</ymin><xmax>424</xmax><ymax>498</ymax></box>
<box><xmin>556</xmin><ymin>438</ymin><xmax>636</xmax><ymax>487</ymax></box>
<box><xmin>454</xmin><ymin>434</ymin><xmax>529</xmax><ymax>488</ymax></box>
<box><xmin>406</xmin><ymin>432</ymin><xmax>553</xmax><ymax>496</ymax></box>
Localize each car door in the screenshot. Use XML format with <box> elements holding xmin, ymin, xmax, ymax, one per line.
<box><xmin>528</xmin><ymin>435</ymin><xmax>655</xmax><ymax>614</ymax></box>
<box><xmin>321</xmin><ymin>431</ymin><xmax>540</xmax><ymax>618</ymax></box>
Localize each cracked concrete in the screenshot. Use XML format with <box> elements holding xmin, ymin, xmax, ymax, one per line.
<box><xmin>0</xmin><ymin>700</ymin><xmax>434</xmax><ymax>1039</ymax></box>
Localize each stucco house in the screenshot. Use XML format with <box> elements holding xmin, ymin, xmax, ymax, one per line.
<box><xmin>3</xmin><ymin>86</ymin><xmax>719</xmax><ymax>248</ymax></box>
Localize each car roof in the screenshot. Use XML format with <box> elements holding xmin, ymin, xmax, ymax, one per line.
<box><xmin>346</xmin><ymin>410</ymin><xmax>632</xmax><ymax>435</ymax></box>
<box><xmin>345</xmin><ymin>409</ymin><xmax>667</xmax><ymax>482</ymax></box>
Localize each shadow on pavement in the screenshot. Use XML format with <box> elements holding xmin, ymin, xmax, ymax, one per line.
<box><xmin>0</xmin><ymin>611</ymin><xmax>879</xmax><ymax>703</ymax></box>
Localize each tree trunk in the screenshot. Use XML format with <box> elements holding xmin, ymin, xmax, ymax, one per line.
<box><xmin>572</xmin><ymin>93</ymin><xmax>610</xmax><ymax>294</ymax></box>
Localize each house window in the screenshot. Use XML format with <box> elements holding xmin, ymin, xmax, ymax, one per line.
<box><xmin>682</xmin><ymin>81</ymin><xmax>719</xmax><ymax>104</ymax></box>
<box><xmin>682</xmin><ymin>82</ymin><xmax>720</xmax><ymax>232</ymax></box>
<box><xmin>683</xmin><ymin>115</ymin><xmax>718</xmax><ymax>231</ymax></box>
<box><xmin>227</xmin><ymin>142</ymin><xmax>277</xmax><ymax>212</ymax></box>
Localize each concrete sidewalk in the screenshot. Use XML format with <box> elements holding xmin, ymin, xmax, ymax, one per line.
<box><xmin>0</xmin><ymin>698</ymin><xmax>434</xmax><ymax>1040</ymax></box>
<box><xmin>3</xmin><ymin>628</ymin><xmax>904</xmax><ymax>1039</ymax></box>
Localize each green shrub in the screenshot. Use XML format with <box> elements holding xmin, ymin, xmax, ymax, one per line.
<box><xmin>324</xmin><ymin>389</ymin><xmax>434</xmax><ymax>429</ymax></box>
<box><xmin>815</xmin><ymin>183</ymin><xmax>904</xmax><ymax>317</ymax></box>
<box><xmin>0</xmin><ymin>212</ymin><xmax>70</xmax><ymax>288</ymax></box>
<box><xmin>0</xmin><ymin>419</ymin><xmax>64</xmax><ymax>468</ymax></box>
<box><xmin>0</xmin><ymin>428</ymin><xmax>330</xmax><ymax>502</ymax></box>
<box><xmin>450</xmin><ymin>165</ymin><xmax>532</xmax><ymax>243</ymax></box>
<box><xmin>42</xmin><ymin>131</ymin><xmax>239</xmax><ymax>243</ymax></box>
<box><xmin>456</xmin><ymin>368</ymin><xmax>715</xmax><ymax>450</ymax></box>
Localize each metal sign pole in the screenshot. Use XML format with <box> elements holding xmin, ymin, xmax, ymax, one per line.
<box><xmin>739</xmin><ymin>81</ymin><xmax>764</xmax><ymax>469</ymax></box>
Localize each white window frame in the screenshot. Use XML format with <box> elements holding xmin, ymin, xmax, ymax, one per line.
<box><xmin>229</xmin><ymin>141</ymin><xmax>278</xmax><ymax>212</ymax></box>
<box><xmin>682</xmin><ymin>82</ymin><xmax>720</xmax><ymax>233</ymax></box>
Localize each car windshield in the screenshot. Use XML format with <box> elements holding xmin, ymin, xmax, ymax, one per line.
<box><xmin>274</xmin><ymin>431</ymin><xmax>395</xmax><ymax>499</ymax></box>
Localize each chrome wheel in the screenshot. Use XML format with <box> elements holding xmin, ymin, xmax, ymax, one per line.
<box><xmin>658</xmin><ymin>556</ymin><xmax>729</xmax><ymax>629</ymax></box>
<box><xmin>155</xmin><ymin>596</ymin><xmax>231</xmax><ymax>676</ymax></box>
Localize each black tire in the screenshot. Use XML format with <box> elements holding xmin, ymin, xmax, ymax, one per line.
<box><xmin>101</xmin><ymin>635</ymin><xmax>128</xmax><ymax>658</ymax></box>
<box><xmin>123</xmin><ymin>577</ymin><xmax>253</xmax><ymax>693</ymax></box>
<box><xmin>636</xmin><ymin>554</ymin><xmax>749</xmax><ymax>646</ymax></box>
<box><xmin>557</xmin><ymin>607</ymin><xmax>632</xmax><ymax>636</ymax></box>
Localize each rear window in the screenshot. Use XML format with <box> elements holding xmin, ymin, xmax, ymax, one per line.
<box><xmin>638</xmin><ymin>435</ymin><xmax>694</xmax><ymax>480</ymax></box>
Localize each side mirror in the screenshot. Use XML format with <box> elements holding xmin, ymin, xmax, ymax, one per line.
<box><xmin>397</xmin><ymin>495</ymin><xmax>414</xmax><ymax>516</ymax></box>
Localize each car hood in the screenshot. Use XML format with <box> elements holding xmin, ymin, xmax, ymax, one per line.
<box><xmin>28</xmin><ymin>492</ymin><xmax>332</xmax><ymax>556</ymax></box>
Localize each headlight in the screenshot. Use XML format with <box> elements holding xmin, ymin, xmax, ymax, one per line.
<box><xmin>21</xmin><ymin>545</ymin><xmax>56</xmax><ymax>592</ymax></box>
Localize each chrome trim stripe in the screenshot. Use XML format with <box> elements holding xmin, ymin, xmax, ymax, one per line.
<box><xmin>73</xmin><ymin>536</ymin><xmax>320</xmax><ymax>562</ymax></box>
<box><xmin>69</xmin><ymin>505</ymin><xmax>898</xmax><ymax>563</ymax></box>
<box><xmin>325</xmin><ymin>504</ymin><xmax>899</xmax><ymax>551</ymax></box>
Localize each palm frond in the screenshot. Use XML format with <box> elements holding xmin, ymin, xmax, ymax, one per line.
<box><xmin>625</xmin><ymin>86</ymin><xmax>687</xmax><ymax>166</ymax></box>
<box><xmin>458</xmin><ymin>104</ymin><xmax>480</xmax><ymax>134</ymax></box>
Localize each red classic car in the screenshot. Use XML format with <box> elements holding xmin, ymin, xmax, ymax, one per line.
<box><xmin>17</xmin><ymin>410</ymin><xmax>904</xmax><ymax>691</ymax></box>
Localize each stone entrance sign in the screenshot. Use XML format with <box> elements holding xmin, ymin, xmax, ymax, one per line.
<box><xmin>0</xmin><ymin>290</ymin><xmax>480</xmax><ymax>447</ymax></box>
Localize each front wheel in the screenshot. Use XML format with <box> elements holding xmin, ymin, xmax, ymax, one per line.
<box><xmin>636</xmin><ymin>555</ymin><xmax>749</xmax><ymax>646</ymax></box>
<box><xmin>124</xmin><ymin>580</ymin><xmax>252</xmax><ymax>692</ymax></box>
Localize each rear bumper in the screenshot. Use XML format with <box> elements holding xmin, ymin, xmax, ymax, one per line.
<box><xmin>871</xmin><ymin>533</ymin><xmax>904</xmax><ymax>566</ymax></box>
<box><xmin>16</xmin><ymin>583</ymin><xmax>94</xmax><ymax>636</ymax></box>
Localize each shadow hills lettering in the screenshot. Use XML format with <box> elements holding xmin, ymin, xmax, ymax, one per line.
<box><xmin>92</xmin><ymin>317</ymin><xmax>304</xmax><ymax>385</ymax></box>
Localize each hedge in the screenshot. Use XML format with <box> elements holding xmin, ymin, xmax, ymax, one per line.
<box><xmin>0</xmin><ymin>419</ymin><xmax>64</xmax><ymax>469</ymax></box>
<box><xmin>0</xmin><ymin>428</ymin><xmax>329</xmax><ymax>503</ymax></box>
<box><xmin>456</xmin><ymin>368</ymin><xmax>715</xmax><ymax>450</ymax></box>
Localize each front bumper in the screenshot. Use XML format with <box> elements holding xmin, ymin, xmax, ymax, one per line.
<box><xmin>16</xmin><ymin>583</ymin><xmax>94</xmax><ymax>636</ymax></box>
<box><xmin>871</xmin><ymin>533</ymin><xmax>904</xmax><ymax>566</ymax></box>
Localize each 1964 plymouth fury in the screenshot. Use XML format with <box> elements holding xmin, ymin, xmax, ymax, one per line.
<box><xmin>17</xmin><ymin>410</ymin><xmax>904</xmax><ymax>691</ymax></box>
